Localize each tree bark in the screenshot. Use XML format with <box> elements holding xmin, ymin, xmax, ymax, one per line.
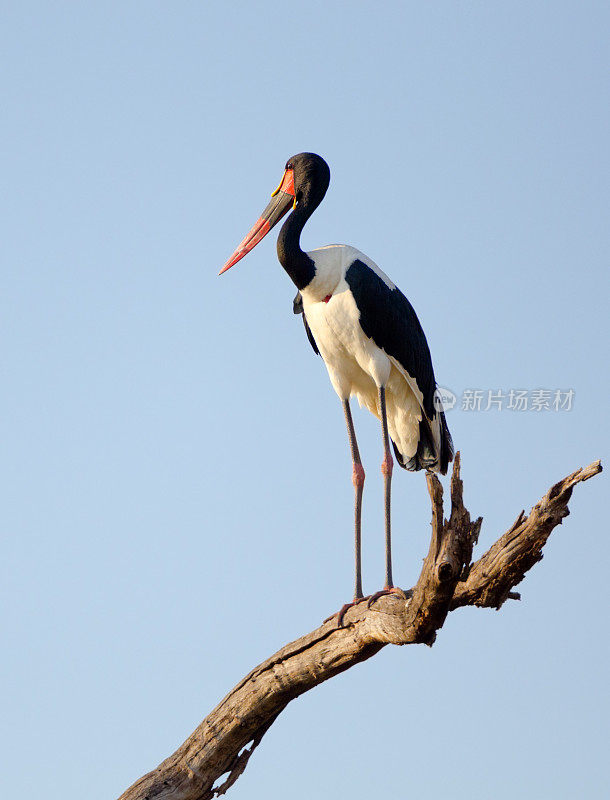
<box><xmin>118</xmin><ymin>454</ymin><xmax>601</xmax><ymax>800</ymax></box>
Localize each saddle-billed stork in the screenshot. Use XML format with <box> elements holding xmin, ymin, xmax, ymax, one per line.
<box><xmin>220</xmin><ymin>152</ymin><xmax>453</xmax><ymax>623</ymax></box>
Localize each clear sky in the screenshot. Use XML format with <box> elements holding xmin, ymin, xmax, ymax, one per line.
<box><xmin>2</xmin><ymin>2</ymin><xmax>608</xmax><ymax>798</ymax></box>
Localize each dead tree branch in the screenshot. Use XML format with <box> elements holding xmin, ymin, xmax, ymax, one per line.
<box><xmin>118</xmin><ymin>454</ymin><xmax>601</xmax><ymax>800</ymax></box>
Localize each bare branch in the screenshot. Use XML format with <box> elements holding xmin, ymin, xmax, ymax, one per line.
<box><xmin>450</xmin><ymin>459</ymin><xmax>602</xmax><ymax>610</ymax></box>
<box><xmin>118</xmin><ymin>455</ymin><xmax>601</xmax><ymax>800</ymax></box>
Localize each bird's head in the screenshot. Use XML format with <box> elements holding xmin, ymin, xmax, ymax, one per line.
<box><xmin>219</xmin><ymin>152</ymin><xmax>330</xmax><ymax>274</ymax></box>
<box><xmin>288</xmin><ymin>152</ymin><xmax>331</xmax><ymax>206</ymax></box>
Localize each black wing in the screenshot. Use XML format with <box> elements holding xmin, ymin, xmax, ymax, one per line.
<box><xmin>345</xmin><ymin>259</ymin><xmax>453</xmax><ymax>473</ymax></box>
<box><xmin>293</xmin><ymin>291</ymin><xmax>319</xmax><ymax>355</ymax></box>
<box><xmin>345</xmin><ymin>260</ymin><xmax>436</xmax><ymax>416</ymax></box>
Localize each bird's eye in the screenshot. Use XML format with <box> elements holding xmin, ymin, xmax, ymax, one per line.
<box><xmin>286</xmin><ymin>163</ymin><xmax>293</xmax><ymax>170</ymax></box>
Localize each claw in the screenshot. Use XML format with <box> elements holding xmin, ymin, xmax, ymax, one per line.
<box><xmin>325</xmin><ymin>588</ymin><xmax>406</xmax><ymax>626</ymax></box>
<box><xmin>324</xmin><ymin>597</ymin><xmax>368</xmax><ymax>627</ymax></box>
<box><xmin>367</xmin><ymin>586</ymin><xmax>406</xmax><ymax>609</ymax></box>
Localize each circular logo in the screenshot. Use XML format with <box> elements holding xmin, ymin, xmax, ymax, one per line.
<box><xmin>434</xmin><ymin>387</ymin><xmax>457</xmax><ymax>412</ymax></box>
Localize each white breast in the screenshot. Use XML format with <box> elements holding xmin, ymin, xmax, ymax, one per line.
<box><xmin>301</xmin><ymin>246</ymin><xmax>423</xmax><ymax>461</ymax></box>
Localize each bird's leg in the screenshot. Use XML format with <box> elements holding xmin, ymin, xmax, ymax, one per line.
<box><xmin>326</xmin><ymin>399</ymin><xmax>369</xmax><ymax>627</ymax></box>
<box><xmin>379</xmin><ymin>385</ymin><xmax>394</xmax><ymax>588</ymax></box>
<box><xmin>368</xmin><ymin>385</ymin><xmax>404</xmax><ymax>609</ymax></box>
<box><xmin>344</xmin><ymin>398</ymin><xmax>365</xmax><ymax>600</ymax></box>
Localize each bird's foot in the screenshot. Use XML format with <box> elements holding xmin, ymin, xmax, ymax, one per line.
<box><xmin>367</xmin><ymin>586</ymin><xmax>407</xmax><ymax>609</ymax></box>
<box><xmin>324</xmin><ymin>597</ymin><xmax>368</xmax><ymax>628</ymax></box>
<box><xmin>324</xmin><ymin>588</ymin><xmax>408</xmax><ymax>626</ymax></box>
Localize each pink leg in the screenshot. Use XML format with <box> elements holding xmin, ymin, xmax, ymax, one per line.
<box><xmin>344</xmin><ymin>399</ymin><xmax>365</xmax><ymax>599</ymax></box>
<box><xmin>379</xmin><ymin>386</ymin><xmax>394</xmax><ymax>589</ymax></box>
<box><xmin>325</xmin><ymin>400</ymin><xmax>368</xmax><ymax>627</ymax></box>
<box><xmin>368</xmin><ymin>386</ymin><xmax>402</xmax><ymax>609</ymax></box>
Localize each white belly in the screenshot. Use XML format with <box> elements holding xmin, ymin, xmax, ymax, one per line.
<box><xmin>303</xmin><ymin>282</ymin><xmax>423</xmax><ymax>460</ymax></box>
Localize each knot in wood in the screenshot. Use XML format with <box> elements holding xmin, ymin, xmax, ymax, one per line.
<box><xmin>436</xmin><ymin>561</ymin><xmax>455</xmax><ymax>582</ymax></box>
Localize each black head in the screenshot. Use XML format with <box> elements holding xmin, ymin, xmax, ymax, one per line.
<box><xmin>284</xmin><ymin>152</ymin><xmax>331</xmax><ymax>205</ymax></box>
<box><xmin>220</xmin><ymin>152</ymin><xmax>330</xmax><ymax>275</ymax></box>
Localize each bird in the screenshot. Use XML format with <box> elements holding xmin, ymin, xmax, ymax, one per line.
<box><xmin>220</xmin><ymin>152</ymin><xmax>453</xmax><ymax>624</ymax></box>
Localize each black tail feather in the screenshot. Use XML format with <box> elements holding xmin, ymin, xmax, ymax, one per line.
<box><xmin>438</xmin><ymin>411</ymin><xmax>454</xmax><ymax>475</ymax></box>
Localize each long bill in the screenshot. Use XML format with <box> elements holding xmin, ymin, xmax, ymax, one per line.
<box><xmin>219</xmin><ymin>168</ymin><xmax>296</xmax><ymax>274</ymax></box>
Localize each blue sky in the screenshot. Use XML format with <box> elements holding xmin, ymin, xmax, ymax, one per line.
<box><xmin>1</xmin><ymin>2</ymin><xmax>608</xmax><ymax>798</ymax></box>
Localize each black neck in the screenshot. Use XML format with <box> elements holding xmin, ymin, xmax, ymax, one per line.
<box><xmin>276</xmin><ymin>195</ymin><xmax>319</xmax><ymax>290</ymax></box>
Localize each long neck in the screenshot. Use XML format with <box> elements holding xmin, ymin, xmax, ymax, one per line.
<box><xmin>276</xmin><ymin>195</ymin><xmax>319</xmax><ymax>290</ymax></box>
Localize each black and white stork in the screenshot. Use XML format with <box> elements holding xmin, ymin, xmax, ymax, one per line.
<box><xmin>220</xmin><ymin>152</ymin><xmax>453</xmax><ymax>623</ymax></box>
